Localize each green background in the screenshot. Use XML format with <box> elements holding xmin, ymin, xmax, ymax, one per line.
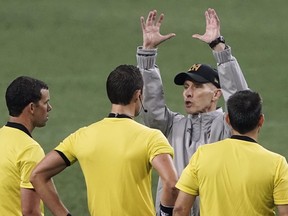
<box><xmin>0</xmin><ymin>0</ymin><xmax>287</xmax><ymax>215</ymax></box>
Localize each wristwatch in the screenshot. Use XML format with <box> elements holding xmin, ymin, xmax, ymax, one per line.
<box><xmin>209</xmin><ymin>36</ymin><xmax>225</xmax><ymax>49</ymax></box>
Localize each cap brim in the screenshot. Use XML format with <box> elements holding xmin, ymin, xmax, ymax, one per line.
<box><xmin>174</xmin><ymin>72</ymin><xmax>210</xmax><ymax>85</ymax></box>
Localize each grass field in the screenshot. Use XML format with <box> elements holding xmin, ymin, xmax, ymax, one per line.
<box><xmin>0</xmin><ymin>0</ymin><xmax>287</xmax><ymax>215</ymax></box>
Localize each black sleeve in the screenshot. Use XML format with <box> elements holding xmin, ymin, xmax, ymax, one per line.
<box><xmin>54</xmin><ymin>150</ymin><xmax>71</xmax><ymax>166</ymax></box>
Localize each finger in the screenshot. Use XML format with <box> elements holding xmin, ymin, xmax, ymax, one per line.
<box><xmin>208</xmin><ymin>9</ymin><xmax>220</xmax><ymax>27</ymax></box>
<box><xmin>140</xmin><ymin>16</ymin><xmax>145</xmax><ymax>31</ymax></box>
<box><xmin>192</xmin><ymin>34</ymin><xmax>210</xmax><ymax>43</ymax></box>
<box><xmin>161</xmin><ymin>33</ymin><xmax>176</xmax><ymax>44</ymax></box>
<box><xmin>212</xmin><ymin>9</ymin><xmax>220</xmax><ymax>25</ymax></box>
<box><xmin>156</xmin><ymin>13</ymin><xmax>164</xmax><ymax>27</ymax></box>
<box><xmin>208</xmin><ymin>8</ymin><xmax>215</xmax><ymax>22</ymax></box>
<box><xmin>146</xmin><ymin>10</ymin><xmax>154</xmax><ymax>25</ymax></box>
<box><xmin>208</xmin><ymin>8</ymin><xmax>213</xmax><ymax>17</ymax></box>
<box><xmin>163</xmin><ymin>33</ymin><xmax>176</xmax><ymax>40</ymax></box>
<box><xmin>209</xmin><ymin>9</ymin><xmax>216</xmax><ymax>25</ymax></box>
<box><xmin>192</xmin><ymin>34</ymin><xmax>203</xmax><ymax>39</ymax></box>
<box><xmin>151</xmin><ymin>10</ymin><xmax>157</xmax><ymax>24</ymax></box>
<box><xmin>205</xmin><ymin>10</ymin><xmax>210</xmax><ymax>26</ymax></box>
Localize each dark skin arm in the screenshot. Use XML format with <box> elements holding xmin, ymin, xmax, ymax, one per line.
<box><xmin>152</xmin><ymin>153</ymin><xmax>179</xmax><ymax>207</ymax></box>
<box><xmin>30</xmin><ymin>151</ymin><xmax>70</xmax><ymax>216</ymax></box>
<box><xmin>21</xmin><ymin>188</ymin><xmax>42</xmax><ymax>216</ymax></box>
<box><xmin>278</xmin><ymin>205</ymin><xmax>288</xmax><ymax>216</ymax></box>
<box><xmin>173</xmin><ymin>191</ymin><xmax>196</xmax><ymax>216</ymax></box>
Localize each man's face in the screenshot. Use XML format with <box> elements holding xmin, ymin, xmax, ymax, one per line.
<box><xmin>183</xmin><ymin>80</ymin><xmax>219</xmax><ymax>114</ymax></box>
<box><xmin>32</xmin><ymin>89</ymin><xmax>52</xmax><ymax>127</ymax></box>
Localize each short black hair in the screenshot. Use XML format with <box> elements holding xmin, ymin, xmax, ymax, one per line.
<box><xmin>5</xmin><ymin>76</ymin><xmax>49</xmax><ymax>117</ymax></box>
<box><xmin>106</xmin><ymin>65</ymin><xmax>143</xmax><ymax>105</ymax></box>
<box><xmin>227</xmin><ymin>90</ymin><xmax>262</xmax><ymax>134</ymax></box>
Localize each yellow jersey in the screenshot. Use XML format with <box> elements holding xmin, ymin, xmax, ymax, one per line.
<box><xmin>0</xmin><ymin>123</ymin><xmax>45</xmax><ymax>215</ymax></box>
<box><xmin>176</xmin><ymin>136</ymin><xmax>288</xmax><ymax>216</ymax></box>
<box><xmin>55</xmin><ymin>117</ymin><xmax>174</xmax><ymax>216</ymax></box>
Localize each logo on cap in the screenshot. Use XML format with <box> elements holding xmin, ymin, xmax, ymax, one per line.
<box><xmin>188</xmin><ymin>64</ymin><xmax>202</xmax><ymax>72</ymax></box>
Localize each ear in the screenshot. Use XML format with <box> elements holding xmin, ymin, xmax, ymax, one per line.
<box><xmin>133</xmin><ymin>89</ymin><xmax>142</xmax><ymax>102</ymax></box>
<box><xmin>21</xmin><ymin>102</ymin><xmax>36</xmax><ymax>116</ymax></box>
<box><xmin>258</xmin><ymin>114</ymin><xmax>265</xmax><ymax>127</ymax></box>
<box><xmin>225</xmin><ymin>113</ymin><xmax>231</xmax><ymax>126</ymax></box>
<box><xmin>212</xmin><ymin>89</ymin><xmax>222</xmax><ymax>102</ymax></box>
<box><xmin>28</xmin><ymin>102</ymin><xmax>36</xmax><ymax>113</ymax></box>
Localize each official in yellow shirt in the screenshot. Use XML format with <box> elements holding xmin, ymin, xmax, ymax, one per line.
<box><xmin>174</xmin><ymin>90</ymin><xmax>288</xmax><ymax>216</ymax></box>
<box><xmin>0</xmin><ymin>76</ymin><xmax>52</xmax><ymax>215</ymax></box>
<box><xmin>31</xmin><ymin>65</ymin><xmax>178</xmax><ymax>216</ymax></box>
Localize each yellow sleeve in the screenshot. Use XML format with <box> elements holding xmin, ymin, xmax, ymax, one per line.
<box><xmin>176</xmin><ymin>149</ymin><xmax>200</xmax><ymax>196</ymax></box>
<box><xmin>54</xmin><ymin>132</ymin><xmax>79</xmax><ymax>165</ymax></box>
<box><xmin>274</xmin><ymin>156</ymin><xmax>288</xmax><ymax>205</ymax></box>
<box><xmin>18</xmin><ymin>144</ymin><xmax>45</xmax><ymax>189</ymax></box>
<box><xmin>147</xmin><ymin>130</ymin><xmax>174</xmax><ymax>163</ymax></box>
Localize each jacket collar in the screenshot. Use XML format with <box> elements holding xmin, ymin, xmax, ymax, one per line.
<box><xmin>188</xmin><ymin>107</ymin><xmax>223</xmax><ymax>120</ymax></box>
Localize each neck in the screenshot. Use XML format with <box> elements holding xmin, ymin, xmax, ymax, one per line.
<box><xmin>232</xmin><ymin>128</ymin><xmax>259</xmax><ymax>142</ymax></box>
<box><xmin>205</xmin><ymin>101</ymin><xmax>218</xmax><ymax>113</ymax></box>
<box><xmin>110</xmin><ymin>104</ymin><xmax>135</xmax><ymax>119</ymax></box>
<box><xmin>8</xmin><ymin>116</ymin><xmax>34</xmax><ymax>134</ymax></box>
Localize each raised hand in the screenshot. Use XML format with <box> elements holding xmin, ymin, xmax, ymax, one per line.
<box><xmin>192</xmin><ymin>8</ymin><xmax>221</xmax><ymax>43</ymax></box>
<box><xmin>140</xmin><ymin>10</ymin><xmax>176</xmax><ymax>49</ymax></box>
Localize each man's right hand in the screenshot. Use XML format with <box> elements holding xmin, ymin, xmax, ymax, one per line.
<box><xmin>140</xmin><ymin>10</ymin><xmax>176</xmax><ymax>49</ymax></box>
